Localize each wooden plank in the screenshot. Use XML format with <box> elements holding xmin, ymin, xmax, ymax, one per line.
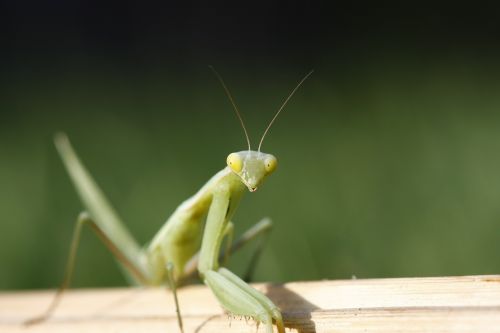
<box><xmin>1</xmin><ymin>275</ymin><xmax>499</xmax><ymax>332</ymax></box>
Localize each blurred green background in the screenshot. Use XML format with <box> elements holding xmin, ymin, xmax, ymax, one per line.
<box><xmin>1</xmin><ymin>3</ymin><xmax>500</xmax><ymax>290</ymax></box>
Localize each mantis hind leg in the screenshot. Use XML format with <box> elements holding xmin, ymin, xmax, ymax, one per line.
<box><xmin>25</xmin><ymin>211</ymin><xmax>150</xmax><ymax>325</ymax></box>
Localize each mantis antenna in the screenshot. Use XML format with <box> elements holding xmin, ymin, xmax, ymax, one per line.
<box><xmin>209</xmin><ymin>66</ymin><xmax>252</xmax><ymax>151</ymax></box>
<box><xmin>258</xmin><ymin>69</ymin><xmax>314</xmax><ymax>152</ymax></box>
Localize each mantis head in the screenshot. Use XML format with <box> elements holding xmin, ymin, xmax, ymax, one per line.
<box><xmin>210</xmin><ymin>66</ymin><xmax>312</xmax><ymax>192</ymax></box>
<box><xmin>226</xmin><ymin>151</ymin><xmax>277</xmax><ymax>192</ymax></box>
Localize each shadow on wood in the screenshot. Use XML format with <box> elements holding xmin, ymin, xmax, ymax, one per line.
<box><xmin>1</xmin><ymin>275</ymin><xmax>500</xmax><ymax>332</ymax></box>
<box><xmin>265</xmin><ymin>283</ymin><xmax>320</xmax><ymax>333</ymax></box>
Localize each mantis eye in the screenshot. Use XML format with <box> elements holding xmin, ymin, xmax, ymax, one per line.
<box><xmin>227</xmin><ymin>153</ymin><xmax>243</xmax><ymax>172</ymax></box>
<box><xmin>264</xmin><ymin>156</ymin><xmax>277</xmax><ymax>173</ymax></box>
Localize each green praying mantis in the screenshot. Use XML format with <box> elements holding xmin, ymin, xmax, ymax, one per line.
<box><xmin>27</xmin><ymin>68</ymin><xmax>313</xmax><ymax>333</ymax></box>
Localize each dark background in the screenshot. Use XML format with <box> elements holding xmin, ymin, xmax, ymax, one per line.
<box><xmin>1</xmin><ymin>2</ymin><xmax>500</xmax><ymax>290</ymax></box>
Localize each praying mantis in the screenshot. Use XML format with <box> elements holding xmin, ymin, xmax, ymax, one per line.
<box><xmin>27</xmin><ymin>68</ymin><xmax>313</xmax><ymax>333</ymax></box>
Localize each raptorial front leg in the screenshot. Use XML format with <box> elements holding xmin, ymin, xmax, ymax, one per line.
<box><xmin>204</xmin><ymin>269</ymin><xmax>283</xmax><ymax>333</ymax></box>
<box><xmin>181</xmin><ymin>218</ymin><xmax>273</xmax><ymax>282</ymax></box>
<box><xmin>221</xmin><ymin>221</ymin><xmax>234</xmax><ymax>266</ymax></box>
<box><xmin>197</xmin><ymin>189</ymin><xmax>284</xmax><ymax>333</ymax></box>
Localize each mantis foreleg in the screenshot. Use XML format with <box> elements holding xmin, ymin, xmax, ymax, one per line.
<box><xmin>197</xmin><ymin>188</ymin><xmax>284</xmax><ymax>333</ymax></box>
<box><xmin>221</xmin><ymin>222</ymin><xmax>234</xmax><ymax>266</ymax></box>
<box><xmin>181</xmin><ymin>218</ymin><xmax>273</xmax><ymax>282</ymax></box>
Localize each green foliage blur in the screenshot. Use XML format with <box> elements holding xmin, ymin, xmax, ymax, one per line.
<box><xmin>1</xmin><ymin>56</ymin><xmax>500</xmax><ymax>290</ymax></box>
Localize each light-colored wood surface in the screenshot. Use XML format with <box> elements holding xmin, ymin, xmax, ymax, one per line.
<box><xmin>1</xmin><ymin>275</ymin><xmax>499</xmax><ymax>332</ymax></box>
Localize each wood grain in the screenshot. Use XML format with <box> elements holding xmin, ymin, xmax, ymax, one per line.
<box><xmin>1</xmin><ymin>275</ymin><xmax>499</xmax><ymax>332</ymax></box>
